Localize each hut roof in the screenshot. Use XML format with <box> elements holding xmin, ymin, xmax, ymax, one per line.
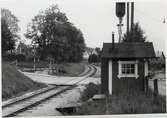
<box><xmin>102</xmin><ymin>42</ymin><xmax>155</xmax><ymax>59</ymax></box>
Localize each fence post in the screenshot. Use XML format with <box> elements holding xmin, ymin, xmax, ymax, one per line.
<box><xmin>145</xmin><ymin>77</ymin><xmax>149</xmax><ymax>92</ymax></box>
<box><xmin>16</xmin><ymin>59</ymin><xmax>18</xmax><ymax>68</ymax></box>
<box><xmin>153</xmin><ymin>79</ymin><xmax>159</xmax><ymax>97</ymax></box>
<box><xmin>105</xmin><ymin>93</ymin><xmax>109</xmax><ymax>114</ymax></box>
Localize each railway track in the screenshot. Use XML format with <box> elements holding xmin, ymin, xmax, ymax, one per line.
<box><xmin>2</xmin><ymin>64</ymin><xmax>97</xmax><ymax>117</ymax></box>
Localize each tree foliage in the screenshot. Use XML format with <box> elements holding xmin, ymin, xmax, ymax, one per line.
<box><xmin>88</xmin><ymin>54</ymin><xmax>98</xmax><ymax>63</ymax></box>
<box><xmin>1</xmin><ymin>18</ymin><xmax>15</xmax><ymax>54</ymax></box>
<box><xmin>1</xmin><ymin>9</ymin><xmax>20</xmax><ymax>54</ymax></box>
<box><xmin>122</xmin><ymin>22</ymin><xmax>146</xmax><ymax>42</ymax></box>
<box><xmin>25</xmin><ymin>5</ymin><xmax>85</xmax><ymax>62</ymax></box>
<box><xmin>1</xmin><ymin>9</ymin><xmax>20</xmax><ymax>40</ymax></box>
<box><xmin>95</xmin><ymin>47</ymin><xmax>102</xmax><ymax>58</ymax></box>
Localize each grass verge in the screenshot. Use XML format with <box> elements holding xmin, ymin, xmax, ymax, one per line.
<box><xmin>17</xmin><ymin>61</ymin><xmax>85</xmax><ymax>77</ymax></box>
<box><xmin>2</xmin><ymin>62</ymin><xmax>46</xmax><ymax>100</ymax></box>
<box><xmin>18</xmin><ymin>61</ymin><xmax>49</xmax><ymax>68</ymax></box>
<box><xmin>74</xmin><ymin>86</ymin><xmax>166</xmax><ymax>115</ymax></box>
<box><xmin>52</xmin><ymin>63</ymin><xmax>85</xmax><ymax>77</ymax></box>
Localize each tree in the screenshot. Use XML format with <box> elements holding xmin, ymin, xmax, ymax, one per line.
<box><xmin>1</xmin><ymin>19</ymin><xmax>15</xmax><ymax>54</ymax></box>
<box><xmin>95</xmin><ymin>47</ymin><xmax>101</xmax><ymax>54</ymax></box>
<box><xmin>88</xmin><ymin>54</ymin><xmax>98</xmax><ymax>63</ymax></box>
<box><xmin>1</xmin><ymin>9</ymin><xmax>20</xmax><ymax>54</ymax></box>
<box><xmin>122</xmin><ymin>22</ymin><xmax>146</xmax><ymax>42</ymax></box>
<box><xmin>25</xmin><ymin>5</ymin><xmax>85</xmax><ymax>62</ymax></box>
<box><xmin>94</xmin><ymin>47</ymin><xmax>101</xmax><ymax>62</ymax></box>
<box><xmin>1</xmin><ymin>9</ymin><xmax>20</xmax><ymax>41</ymax></box>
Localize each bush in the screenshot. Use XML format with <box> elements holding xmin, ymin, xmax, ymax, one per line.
<box><xmin>81</xmin><ymin>83</ymin><xmax>100</xmax><ymax>101</ymax></box>
<box><xmin>149</xmin><ymin>59</ymin><xmax>165</xmax><ymax>71</ymax></box>
<box><xmin>25</xmin><ymin>55</ymin><xmax>34</xmax><ymax>62</ymax></box>
<box><xmin>16</xmin><ymin>54</ymin><xmax>26</xmax><ymax>62</ymax></box>
<box><xmin>58</xmin><ymin>67</ymin><xmax>66</xmax><ymax>74</ymax></box>
<box><xmin>2</xmin><ymin>53</ymin><xmax>26</xmax><ymax>62</ymax></box>
<box><xmin>2</xmin><ymin>53</ymin><xmax>17</xmax><ymax>61</ymax></box>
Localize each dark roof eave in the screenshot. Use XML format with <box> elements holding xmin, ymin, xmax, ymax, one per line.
<box><xmin>101</xmin><ymin>42</ymin><xmax>156</xmax><ymax>59</ymax></box>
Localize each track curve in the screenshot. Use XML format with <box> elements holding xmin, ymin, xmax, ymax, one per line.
<box><xmin>2</xmin><ymin>64</ymin><xmax>97</xmax><ymax>117</ymax></box>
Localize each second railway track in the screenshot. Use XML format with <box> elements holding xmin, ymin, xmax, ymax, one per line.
<box><xmin>2</xmin><ymin>64</ymin><xmax>97</xmax><ymax>117</ymax></box>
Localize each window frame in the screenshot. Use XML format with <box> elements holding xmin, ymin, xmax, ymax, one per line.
<box><xmin>118</xmin><ymin>61</ymin><xmax>139</xmax><ymax>79</ymax></box>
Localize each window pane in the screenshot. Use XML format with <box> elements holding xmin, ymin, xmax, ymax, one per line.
<box><xmin>126</xmin><ymin>68</ymin><xmax>130</xmax><ymax>74</ymax></box>
<box><xmin>131</xmin><ymin>64</ymin><xmax>135</xmax><ymax>69</ymax></box>
<box><xmin>122</xmin><ymin>64</ymin><xmax>126</xmax><ymax>68</ymax></box>
<box><xmin>121</xmin><ymin>63</ymin><xmax>135</xmax><ymax>74</ymax></box>
<box><xmin>131</xmin><ymin>68</ymin><xmax>135</xmax><ymax>73</ymax></box>
<box><xmin>127</xmin><ymin>64</ymin><xmax>130</xmax><ymax>68</ymax></box>
<box><xmin>122</xmin><ymin>68</ymin><xmax>126</xmax><ymax>74</ymax></box>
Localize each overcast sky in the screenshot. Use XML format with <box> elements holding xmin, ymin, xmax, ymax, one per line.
<box><xmin>1</xmin><ymin>0</ymin><xmax>167</xmax><ymax>53</ymax></box>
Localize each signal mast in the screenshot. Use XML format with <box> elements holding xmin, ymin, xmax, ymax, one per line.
<box><xmin>116</xmin><ymin>2</ymin><xmax>125</xmax><ymax>43</ymax></box>
<box><xmin>116</xmin><ymin>2</ymin><xmax>134</xmax><ymax>42</ymax></box>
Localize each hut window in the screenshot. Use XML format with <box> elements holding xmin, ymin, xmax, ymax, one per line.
<box><xmin>122</xmin><ymin>64</ymin><xmax>135</xmax><ymax>74</ymax></box>
<box><xmin>118</xmin><ymin>61</ymin><xmax>139</xmax><ymax>79</ymax></box>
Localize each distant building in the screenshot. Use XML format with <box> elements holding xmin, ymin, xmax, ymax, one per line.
<box><xmin>101</xmin><ymin>41</ymin><xmax>156</xmax><ymax>95</ymax></box>
<box><xmin>155</xmin><ymin>51</ymin><xmax>165</xmax><ymax>63</ymax></box>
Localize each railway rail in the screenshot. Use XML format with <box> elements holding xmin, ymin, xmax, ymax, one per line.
<box><xmin>2</xmin><ymin>64</ymin><xmax>97</xmax><ymax>117</ymax></box>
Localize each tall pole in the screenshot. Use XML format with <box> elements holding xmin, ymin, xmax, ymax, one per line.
<box><xmin>117</xmin><ymin>18</ymin><xmax>123</xmax><ymax>43</ymax></box>
<box><xmin>131</xmin><ymin>2</ymin><xmax>134</xmax><ymax>30</ymax></box>
<box><xmin>127</xmin><ymin>2</ymin><xmax>129</xmax><ymax>33</ymax></box>
<box><xmin>118</xmin><ymin>18</ymin><xmax>123</xmax><ymax>43</ymax></box>
<box><xmin>16</xmin><ymin>59</ymin><xmax>18</xmax><ymax>68</ymax></box>
<box><xmin>33</xmin><ymin>45</ymin><xmax>36</xmax><ymax>71</ymax></box>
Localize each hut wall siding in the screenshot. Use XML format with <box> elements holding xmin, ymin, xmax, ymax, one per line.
<box><xmin>101</xmin><ymin>59</ymin><xmax>145</xmax><ymax>94</ymax></box>
<box><xmin>112</xmin><ymin>59</ymin><xmax>145</xmax><ymax>93</ymax></box>
<box><xmin>101</xmin><ymin>59</ymin><xmax>109</xmax><ymax>94</ymax></box>
<box><xmin>138</xmin><ymin>60</ymin><xmax>145</xmax><ymax>91</ymax></box>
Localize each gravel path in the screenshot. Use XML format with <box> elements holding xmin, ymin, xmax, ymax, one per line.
<box><xmin>17</xmin><ymin>86</ymin><xmax>83</xmax><ymax>116</ymax></box>
<box><xmin>21</xmin><ymin>66</ymin><xmax>101</xmax><ymax>85</ymax></box>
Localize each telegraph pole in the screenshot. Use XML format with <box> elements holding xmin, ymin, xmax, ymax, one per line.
<box><xmin>131</xmin><ymin>2</ymin><xmax>134</xmax><ymax>30</ymax></box>
<box><xmin>127</xmin><ymin>2</ymin><xmax>129</xmax><ymax>33</ymax></box>
<box><xmin>33</xmin><ymin>44</ymin><xmax>36</xmax><ymax>71</ymax></box>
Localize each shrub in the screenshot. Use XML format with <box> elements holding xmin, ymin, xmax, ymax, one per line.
<box><xmin>16</xmin><ymin>54</ymin><xmax>26</xmax><ymax>62</ymax></box>
<box><xmin>26</xmin><ymin>56</ymin><xmax>34</xmax><ymax>62</ymax></box>
<box><xmin>2</xmin><ymin>53</ymin><xmax>17</xmax><ymax>61</ymax></box>
<box><xmin>149</xmin><ymin>59</ymin><xmax>165</xmax><ymax>71</ymax></box>
<box><xmin>80</xmin><ymin>83</ymin><xmax>100</xmax><ymax>101</ymax></box>
<box><xmin>2</xmin><ymin>53</ymin><xmax>26</xmax><ymax>62</ymax></box>
<box><xmin>58</xmin><ymin>67</ymin><xmax>66</xmax><ymax>74</ymax></box>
